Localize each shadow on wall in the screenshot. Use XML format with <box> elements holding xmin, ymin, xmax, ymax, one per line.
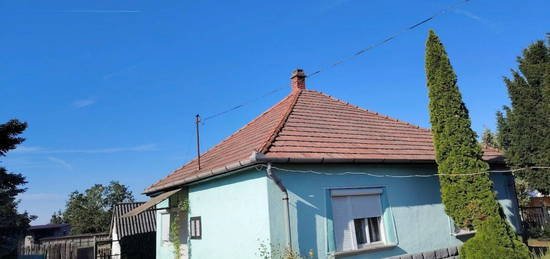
<box><xmin>296</xmin><ymin>200</ymin><xmax>318</xmax><ymax>258</ymax></box>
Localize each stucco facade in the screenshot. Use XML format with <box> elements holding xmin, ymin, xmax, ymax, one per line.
<box><xmin>155</xmin><ymin>164</ymin><xmax>521</xmax><ymax>259</ymax></box>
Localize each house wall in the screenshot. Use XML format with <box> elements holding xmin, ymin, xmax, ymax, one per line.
<box><xmin>156</xmin><ymin>191</ymin><xmax>189</xmax><ymax>259</ymax></box>
<box><xmin>155</xmin><ymin>199</ymin><xmax>174</xmax><ymax>259</ymax></box>
<box><xmin>186</xmin><ymin>169</ymin><xmax>272</xmax><ymax>258</ymax></box>
<box><xmin>266</xmin><ymin>164</ymin><xmax>521</xmax><ymax>259</ymax></box>
<box><xmin>111</xmin><ymin>223</ymin><xmax>121</xmax><ymax>259</ymax></box>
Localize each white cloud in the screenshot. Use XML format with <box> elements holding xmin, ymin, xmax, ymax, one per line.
<box><xmin>18</xmin><ymin>193</ymin><xmax>64</xmax><ymax>201</ymax></box>
<box><xmin>59</xmin><ymin>10</ymin><xmax>141</xmax><ymax>13</ymax></box>
<box><xmin>73</xmin><ymin>99</ymin><xmax>96</xmax><ymax>108</ymax></box>
<box><xmin>47</xmin><ymin>157</ymin><xmax>72</xmax><ymax>170</ymax></box>
<box><xmin>10</xmin><ymin>144</ymin><xmax>158</xmax><ymax>154</ymax></box>
<box><xmin>454</xmin><ymin>9</ymin><xmax>483</xmax><ymax>22</ymax></box>
<box><xmin>11</xmin><ymin>146</ymin><xmax>43</xmax><ymax>154</ymax></box>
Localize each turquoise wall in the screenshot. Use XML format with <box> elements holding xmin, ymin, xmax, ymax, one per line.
<box><xmin>186</xmin><ymin>169</ymin><xmax>272</xmax><ymax>258</ymax></box>
<box><xmin>154</xmin><ymin>163</ymin><xmax>521</xmax><ymax>259</ymax></box>
<box><xmin>156</xmin><ymin>199</ymin><xmax>175</xmax><ymax>259</ymax></box>
<box><xmin>267</xmin><ymin>164</ymin><xmax>521</xmax><ymax>259</ymax></box>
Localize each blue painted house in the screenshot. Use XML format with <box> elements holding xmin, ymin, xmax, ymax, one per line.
<box><xmin>126</xmin><ymin>69</ymin><xmax>521</xmax><ymax>259</ymax></box>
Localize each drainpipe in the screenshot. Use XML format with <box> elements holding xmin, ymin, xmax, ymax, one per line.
<box><xmin>266</xmin><ymin>163</ymin><xmax>292</xmax><ymax>250</ymax></box>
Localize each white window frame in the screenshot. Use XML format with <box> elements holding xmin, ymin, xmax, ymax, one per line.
<box><xmin>331</xmin><ymin>188</ymin><xmax>386</xmax><ymax>252</ymax></box>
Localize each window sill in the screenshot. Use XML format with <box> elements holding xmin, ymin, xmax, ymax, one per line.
<box><xmin>452</xmin><ymin>230</ymin><xmax>476</xmax><ymax>237</ymax></box>
<box><xmin>334</xmin><ymin>243</ymin><xmax>397</xmax><ymax>258</ymax></box>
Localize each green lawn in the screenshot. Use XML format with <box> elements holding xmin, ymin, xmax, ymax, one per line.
<box><xmin>529</xmin><ymin>239</ymin><xmax>550</xmax><ymax>259</ymax></box>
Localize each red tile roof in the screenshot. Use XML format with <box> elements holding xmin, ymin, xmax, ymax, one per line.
<box><xmin>144</xmin><ymin>88</ymin><xmax>503</xmax><ymax>194</ymax></box>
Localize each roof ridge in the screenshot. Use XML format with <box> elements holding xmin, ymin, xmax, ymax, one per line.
<box><xmin>306</xmin><ymin>90</ymin><xmax>432</xmax><ymax>132</ymax></box>
<box><xmin>160</xmin><ymin>92</ymin><xmax>296</xmax><ymax>179</ymax></box>
<box><xmin>259</xmin><ymin>90</ymin><xmax>302</xmax><ymax>154</ymax></box>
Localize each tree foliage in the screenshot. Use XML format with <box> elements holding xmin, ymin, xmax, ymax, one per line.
<box><xmin>425</xmin><ymin>30</ymin><xmax>528</xmax><ymax>258</ymax></box>
<box><xmin>480</xmin><ymin>128</ymin><xmax>498</xmax><ymax>149</ymax></box>
<box><xmin>0</xmin><ymin>119</ymin><xmax>35</xmax><ymax>258</ymax></box>
<box><xmin>49</xmin><ymin>210</ymin><xmax>64</xmax><ymax>224</ymax></box>
<box><xmin>497</xmin><ymin>37</ymin><xmax>550</xmax><ymax>194</ymax></box>
<box><xmin>57</xmin><ymin>181</ymin><xmax>135</xmax><ymax>234</ymax></box>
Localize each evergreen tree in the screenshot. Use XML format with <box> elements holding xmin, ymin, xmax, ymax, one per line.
<box><xmin>498</xmin><ymin>38</ymin><xmax>550</xmax><ymax>194</ymax></box>
<box><xmin>425</xmin><ymin>30</ymin><xmax>529</xmax><ymax>258</ymax></box>
<box><xmin>495</xmin><ymin>107</ymin><xmax>512</xmax><ymax>151</ymax></box>
<box><xmin>480</xmin><ymin>128</ymin><xmax>498</xmax><ymax>149</ymax></box>
<box><xmin>0</xmin><ymin>119</ymin><xmax>35</xmax><ymax>258</ymax></box>
<box><xmin>49</xmin><ymin>210</ymin><xmax>65</xmax><ymax>224</ymax></box>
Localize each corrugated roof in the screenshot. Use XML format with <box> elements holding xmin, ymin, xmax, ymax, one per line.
<box><xmin>29</xmin><ymin>223</ymin><xmax>70</xmax><ymax>230</ymax></box>
<box><xmin>111</xmin><ymin>202</ymin><xmax>156</xmax><ymax>239</ymax></box>
<box><xmin>145</xmin><ymin>80</ymin><xmax>503</xmax><ymax>194</ymax></box>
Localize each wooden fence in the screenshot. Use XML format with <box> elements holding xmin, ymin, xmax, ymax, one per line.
<box><xmin>19</xmin><ymin>233</ymin><xmax>110</xmax><ymax>259</ymax></box>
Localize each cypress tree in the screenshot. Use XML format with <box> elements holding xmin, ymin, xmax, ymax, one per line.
<box><xmin>499</xmin><ymin>38</ymin><xmax>550</xmax><ymax>194</ymax></box>
<box><xmin>425</xmin><ymin>30</ymin><xmax>529</xmax><ymax>258</ymax></box>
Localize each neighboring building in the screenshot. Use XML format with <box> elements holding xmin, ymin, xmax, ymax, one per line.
<box><xmin>24</xmin><ymin>223</ymin><xmax>70</xmax><ymax>246</ymax></box>
<box><xmin>522</xmin><ymin>197</ymin><xmax>550</xmax><ymax>230</ymax></box>
<box><xmin>126</xmin><ymin>69</ymin><xmax>522</xmax><ymax>259</ymax></box>
<box><xmin>110</xmin><ymin>202</ymin><xmax>156</xmax><ymax>259</ymax></box>
<box><xmin>19</xmin><ymin>232</ymin><xmax>110</xmax><ymax>259</ymax></box>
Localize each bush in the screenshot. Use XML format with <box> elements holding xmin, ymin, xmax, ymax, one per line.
<box><xmin>460</xmin><ymin>216</ymin><xmax>530</xmax><ymax>259</ymax></box>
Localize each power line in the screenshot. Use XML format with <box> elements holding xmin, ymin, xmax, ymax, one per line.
<box><xmin>257</xmin><ymin>165</ymin><xmax>550</xmax><ymax>179</ymax></box>
<box><xmin>200</xmin><ymin>0</ymin><xmax>469</xmax><ymax>123</ymax></box>
<box><xmin>201</xmin><ymin>86</ymin><xmax>286</xmax><ymax>123</ymax></box>
<box><xmin>306</xmin><ymin>0</ymin><xmax>469</xmax><ymax>78</ymax></box>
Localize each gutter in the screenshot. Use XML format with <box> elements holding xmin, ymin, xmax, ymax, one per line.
<box><xmin>144</xmin><ymin>152</ymin><xmax>505</xmax><ymax>195</ymax></box>
<box><xmin>266</xmin><ymin>163</ymin><xmax>293</xmax><ymax>250</ymax></box>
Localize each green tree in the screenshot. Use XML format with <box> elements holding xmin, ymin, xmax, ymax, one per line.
<box><xmin>425</xmin><ymin>30</ymin><xmax>528</xmax><ymax>258</ymax></box>
<box><xmin>495</xmin><ymin>107</ymin><xmax>512</xmax><ymax>151</ymax></box>
<box><xmin>0</xmin><ymin>119</ymin><xmax>35</xmax><ymax>258</ymax></box>
<box><xmin>497</xmin><ymin>37</ymin><xmax>550</xmax><ymax>194</ymax></box>
<box><xmin>59</xmin><ymin>181</ymin><xmax>134</xmax><ymax>234</ymax></box>
<box><xmin>480</xmin><ymin>128</ymin><xmax>498</xmax><ymax>149</ymax></box>
<box><xmin>49</xmin><ymin>210</ymin><xmax>65</xmax><ymax>224</ymax></box>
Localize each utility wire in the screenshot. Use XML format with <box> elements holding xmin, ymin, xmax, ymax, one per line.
<box><xmin>202</xmin><ymin>86</ymin><xmax>286</xmax><ymax>122</ymax></box>
<box><xmin>307</xmin><ymin>0</ymin><xmax>469</xmax><ymax>77</ymax></box>
<box><xmin>200</xmin><ymin>0</ymin><xmax>469</xmax><ymax>123</ymax></box>
<box><xmin>256</xmin><ymin>165</ymin><xmax>550</xmax><ymax>179</ymax></box>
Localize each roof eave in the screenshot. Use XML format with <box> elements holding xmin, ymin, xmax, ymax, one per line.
<box><xmin>144</xmin><ymin>152</ymin><xmax>505</xmax><ymax>195</ymax></box>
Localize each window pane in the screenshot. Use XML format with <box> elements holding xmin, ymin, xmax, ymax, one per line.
<box><xmin>368</xmin><ymin>217</ymin><xmax>381</xmax><ymax>242</ymax></box>
<box><xmin>353</xmin><ymin>218</ymin><xmax>367</xmax><ymax>245</ymax></box>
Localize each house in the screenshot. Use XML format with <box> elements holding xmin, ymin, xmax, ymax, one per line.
<box><xmin>23</xmin><ymin>223</ymin><xmax>71</xmax><ymax>247</ymax></box>
<box><xmin>125</xmin><ymin>69</ymin><xmax>522</xmax><ymax>259</ymax></box>
<box><xmin>522</xmin><ymin>197</ymin><xmax>550</xmax><ymax>231</ymax></box>
<box><xmin>19</xmin><ymin>232</ymin><xmax>110</xmax><ymax>259</ymax></box>
<box><xmin>110</xmin><ymin>202</ymin><xmax>156</xmax><ymax>259</ymax></box>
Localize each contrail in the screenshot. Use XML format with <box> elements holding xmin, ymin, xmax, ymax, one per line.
<box><xmin>57</xmin><ymin>10</ymin><xmax>141</xmax><ymax>13</ymax></box>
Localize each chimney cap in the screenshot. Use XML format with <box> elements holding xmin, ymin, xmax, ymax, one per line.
<box><xmin>291</xmin><ymin>69</ymin><xmax>306</xmax><ymax>79</ymax></box>
<box><xmin>290</xmin><ymin>69</ymin><xmax>306</xmax><ymax>91</ymax></box>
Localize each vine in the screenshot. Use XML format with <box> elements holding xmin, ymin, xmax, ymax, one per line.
<box><xmin>170</xmin><ymin>198</ymin><xmax>189</xmax><ymax>259</ymax></box>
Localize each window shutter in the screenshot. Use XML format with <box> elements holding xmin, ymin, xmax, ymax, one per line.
<box><xmin>350</xmin><ymin>195</ymin><xmax>382</xmax><ymax>219</ymax></box>
<box><xmin>331</xmin><ymin>197</ymin><xmax>354</xmax><ymax>251</ymax></box>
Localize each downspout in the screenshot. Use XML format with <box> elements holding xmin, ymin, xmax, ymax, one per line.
<box><xmin>266</xmin><ymin>163</ymin><xmax>292</xmax><ymax>250</ymax></box>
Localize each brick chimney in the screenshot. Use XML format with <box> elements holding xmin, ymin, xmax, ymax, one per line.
<box><xmin>290</xmin><ymin>69</ymin><xmax>306</xmax><ymax>91</ymax></box>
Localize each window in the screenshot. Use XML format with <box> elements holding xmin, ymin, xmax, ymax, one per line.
<box><xmin>190</xmin><ymin>216</ymin><xmax>201</xmax><ymax>239</ymax></box>
<box><xmin>450</xmin><ymin>218</ymin><xmax>475</xmax><ymax>236</ymax></box>
<box><xmin>161</xmin><ymin>212</ymin><xmax>170</xmax><ymax>242</ymax></box>
<box><xmin>331</xmin><ymin>188</ymin><xmax>385</xmax><ymax>252</ymax></box>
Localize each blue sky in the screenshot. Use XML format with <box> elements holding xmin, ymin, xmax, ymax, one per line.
<box><xmin>1</xmin><ymin>0</ymin><xmax>548</xmax><ymax>224</ymax></box>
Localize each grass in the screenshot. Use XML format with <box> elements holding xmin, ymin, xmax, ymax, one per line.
<box><xmin>529</xmin><ymin>239</ymin><xmax>550</xmax><ymax>259</ymax></box>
